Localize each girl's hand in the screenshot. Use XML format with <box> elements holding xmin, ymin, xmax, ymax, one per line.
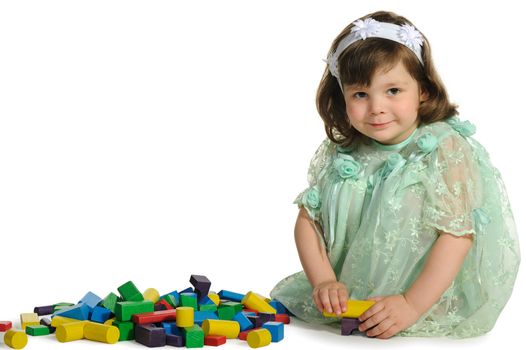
<box><xmin>312</xmin><ymin>280</ymin><xmax>348</xmax><ymax>316</ymax></box>
<box><xmin>357</xmin><ymin>294</ymin><xmax>420</xmax><ymax>339</ymax></box>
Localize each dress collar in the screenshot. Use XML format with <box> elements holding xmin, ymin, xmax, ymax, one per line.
<box><xmin>372</xmin><ymin>127</ymin><xmax>419</xmax><ymax>151</ymax></box>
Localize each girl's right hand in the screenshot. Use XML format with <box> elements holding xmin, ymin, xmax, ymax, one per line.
<box><xmin>312</xmin><ymin>280</ymin><xmax>349</xmax><ymax>316</ymax></box>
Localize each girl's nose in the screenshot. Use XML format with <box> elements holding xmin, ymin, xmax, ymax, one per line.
<box><xmin>369</xmin><ymin>96</ymin><xmax>385</xmax><ymax>115</ymax></box>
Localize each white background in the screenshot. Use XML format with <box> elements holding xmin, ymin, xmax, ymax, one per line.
<box><xmin>0</xmin><ymin>0</ymin><xmax>523</xmax><ymax>349</ymax></box>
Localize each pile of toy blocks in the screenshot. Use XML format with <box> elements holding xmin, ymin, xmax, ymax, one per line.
<box><xmin>0</xmin><ymin>275</ymin><xmax>290</xmax><ymax>349</ymax></box>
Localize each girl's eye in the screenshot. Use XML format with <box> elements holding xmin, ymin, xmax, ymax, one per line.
<box><xmin>353</xmin><ymin>92</ymin><xmax>367</xmax><ymax>99</ymax></box>
<box><xmin>387</xmin><ymin>88</ymin><xmax>400</xmax><ymax>96</ymax></box>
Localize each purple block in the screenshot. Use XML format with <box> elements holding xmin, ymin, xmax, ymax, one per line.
<box><xmin>189</xmin><ymin>275</ymin><xmax>211</xmax><ymax>301</ymax></box>
<box><xmin>258</xmin><ymin>312</ymin><xmax>275</xmax><ymax>324</ymax></box>
<box><xmin>341</xmin><ymin>318</ymin><xmax>361</xmax><ymax>336</ymax></box>
<box><xmin>166</xmin><ymin>333</ymin><xmax>185</xmax><ymax>347</ymax></box>
<box><xmin>247</xmin><ymin>315</ymin><xmax>264</xmax><ymax>328</ymax></box>
<box><xmin>135</xmin><ymin>324</ymin><xmax>166</xmax><ymax>347</ymax></box>
<box><xmin>34</xmin><ymin>305</ymin><xmax>54</xmax><ymax>316</ymax></box>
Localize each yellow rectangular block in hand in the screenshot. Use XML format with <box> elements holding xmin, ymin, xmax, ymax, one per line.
<box><xmin>323</xmin><ymin>299</ymin><xmax>375</xmax><ymax>318</ymax></box>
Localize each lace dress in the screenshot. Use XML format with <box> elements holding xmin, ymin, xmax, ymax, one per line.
<box><xmin>270</xmin><ymin>118</ymin><xmax>520</xmax><ymax>338</ymax></box>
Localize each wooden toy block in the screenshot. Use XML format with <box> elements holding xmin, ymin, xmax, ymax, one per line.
<box><xmin>20</xmin><ymin>313</ymin><xmax>39</xmax><ymax>330</ymax></box>
<box><xmin>198</xmin><ymin>295</ymin><xmax>215</xmax><ymax>306</ymax></box>
<box><xmin>115</xmin><ymin>300</ymin><xmax>154</xmax><ymax>321</ymax></box>
<box><xmin>221</xmin><ymin>301</ymin><xmax>243</xmax><ymax>313</ymax></box>
<box><xmin>112</xmin><ymin>320</ymin><xmax>135</xmax><ymax>341</ymax></box>
<box><xmin>243</xmin><ymin>308</ymin><xmax>259</xmax><ymax>314</ymax></box>
<box><xmin>269</xmin><ymin>300</ymin><xmax>289</xmax><ymax>315</ymax></box>
<box><xmin>275</xmin><ymin>314</ymin><xmax>290</xmax><ymax>324</ymax></box>
<box><xmin>100</xmin><ymin>292</ymin><xmax>119</xmax><ymax>313</ymax></box>
<box><xmin>84</xmin><ymin>322</ymin><xmax>120</xmax><ymax>344</ymax></box>
<box><xmin>90</xmin><ymin>306</ymin><xmax>112</xmax><ymax>323</ymax></box>
<box><xmin>117</xmin><ymin>280</ymin><xmax>144</xmax><ymax>302</ymax></box>
<box><xmin>143</xmin><ymin>288</ymin><xmax>160</xmax><ymax>303</ymax></box>
<box><xmin>179</xmin><ymin>287</ymin><xmax>193</xmax><ymax>294</ymax></box>
<box><xmin>190</xmin><ymin>275</ymin><xmax>211</xmax><ymax>301</ymax></box>
<box><xmin>103</xmin><ymin>317</ymin><xmax>115</xmax><ymax>326</ymax></box>
<box><xmin>207</xmin><ymin>292</ymin><xmax>220</xmax><ymax>305</ymax></box>
<box><xmin>40</xmin><ymin>317</ymin><xmax>56</xmax><ymax>333</ymax></box>
<box><xmin>132</xmin><ymin>309</ymin><xmax>177</xmax><ymax>324</ymax></box>
<box><xmin>217</xmin><ymin>304</ymin><xmax>236</xmax><ymax>320</ymax></box>
<box><xmin>0</xmin><ymin>320</ymin><xmax>12</xmax><ymax>331</ymax></box>
<box><xmin>160</xmin><ymin>294</ymin><xmax>178</xmax><ymax>308</ymax></box>
<box><xmin>341</xmin><ymin>318</ymin><xmax>360</xmax><ymax>336</ymax></box>
<box><xmin>50</xmin><ymin>316</ymin><xmax>82</xmax><ymax>328</ymax></box>
<box><xmin>242</xmin><ymin>292</ymin><xmax>276</xmax><ymax>314</ymax></box>
<box><xmin>154</xmin><ymin>303</ymin><xmax>166</xmax><ymax>311</ymax></box>
<box><xmin>262</xmin><ymin>322</ymin><xmax>284</xmax><ymax>342</ymax></box>
<box><xmin>199</xmin><ymin>303</ymin><xmax>218</xmax><ymax>312</ymax></box>
<box><xmin>25</xmin><ymin>325</ymin><xmax>50</xmax><ymax>336</ymax></box>
<box><xmin>135</xmin><ymin>324</ymin><xmax>166</xmax><ymax>347</ymax></box>
<box><xmin>55</xmin><ymin>321</ymin><xmax>86</xmax><ymax>342</ymax></box>
<box><xmin>183</xmin><ymin>324</ymin><xmax>204</xmax><ymax>348</ymax></box>
<box><xmin>202</xmin><ymin>319</ymin><xmax>240</xmax><ymax>339</ymax></box>
<box><xmin>4</xmin><ymin>329</ymin><xmax>28</xmax><ymax>349</ymax></box>
<box><xmin>79</xmin><ymin>291</ymin><xmax>103</xmax><ymax>309</ymax></box>
<box><xmin>238</xmin><ymin>328</ymin><xmax>256</xmax><ymax>341</ymax></box>
<box><xmin>54</xmin><ymin>303</ymin><xmax>90</xmax><ymax>320</ymax></box>
<box><xmin>33</xmin><ymin>305</ymin><xmax>54</xmax><ymax>316</ymax></box>
<box><xmin>258</xmin><ymin>312</ymin><xmax>275</xmax><ymax>324</ymax></box>
<box><xmin>322</xmin><ymin>299</ymin><xmax>375</xmax><ymax>318</ymax></box>
<box><xmin>246</xmin><ymin>328</ymin><xmax>272</xmax><ymax>348</ymax></box>
<box><xmin>204</xmin><ymin>335</ymin><xmax>226</xmax><ymax>346</ymax></box>
<box><xmin>218</xmin><ymin>290</ymin><xmax>244</xmax><ymax>302</ymax></box>
<box><xmin>166</xmin><ymin>333</ymin><xmax>185</xmax><ymax>347</ymax></box>
<box><xmin>233</xmin><ymin>312</ymin><xmax>254</xmax><ymax>331</ymax></box>
<box><xmin>52</xmin><ymin>302</ymin><xmax>75</xmax><ymax>312</ymax></box>
<box><xmin>160</xmin><ymin>290</ymin><xmax>180</xmax><ymax>306</ymax></box>
<box><xmin>157</xmin><ymin>299</ymin><xmax>174</xmax><ymax>310</ymax></box>
<box><xmin>180</xmin><ymin>292</ymin><xmax>198</xmax><ymax>310</ymax></box>
<box><xmin>247</xmin><ymin>315</ymin><xmax>264</xmax><ymax>328</ymax></box>
<box><xmin>193</xmin><ymin>311</ymin><xmax>218</xmax><ymax>326</ymax></box>
<box><xmin>175</xmin><ymin>306</ymin><xmax>194</xmax><ymax>328</ymax></box>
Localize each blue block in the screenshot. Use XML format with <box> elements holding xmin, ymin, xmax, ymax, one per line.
<box><xmin>162</xmin><ymin>322</ymin><xmax>181</xmax><ymax>335</ymax></box>
<box><xmin>194</xmin><ymin>311</ymin><xmax>218</xmax><ymax>326</ymax></box>
<box><xmin>198</xmin><ymin>295</ymin><xmax>214</xmax><ymax>306</ymax></box>
<box><xmin>233</xmin><ymin>312</ymin><xmax>254</xmax><ymax>332</ymax></box>
<box><xmin>179</xmin><ymin>287</ymin><xmax>193</xmax><ymax>294</ymax></box>
<box><xmin>90</xmin><ymin>306</ymin><xmax>112</xmax><ymax>323</ymax></box>
<box><xmin>79</xmin><ymin>291</ymin><xmax>103</xmax><ymax>309</ymax></box>
<box><xmin>160</xmin><ymin>290</ymin><xmax>180</xmax><ymax>307</ymax></box>
<box><xmin>269</xmin><ymin>300</ymin><xmax>289</xmax><ymax>315</ymax></box>
<box><xmin>262</xmin><ymin>322</ymin><xmax>284</xmax><ymax>342</ymax></box>
<box><xmin>218</xmin><ymin>290</ymin><xmax>244</xmax><ymax>302</ymax></box>
<box><xmin>242</xmin><ymin>311</ymin><xmax>257</xmax><ymax>317</ymax></box>
<box><xmin>54</xmin><ymin>303</ymin><xmax>90</xmax><ymax>321</ymax></box>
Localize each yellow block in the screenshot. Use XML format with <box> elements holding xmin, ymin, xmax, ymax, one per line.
<box><xmin>247</xmin><ymin>329</ymin><xmax>271</xmax><ymax>348</ymax></box>
<box><xmin>202</xmin><ymin>319</ymin><xmax>240</xmax><ymax>339</ymax></box>
<box><xmin>56</xmin><ymin>321</ymin><xmax>86</xmax><ymax>343</ymax></box>
<box><xmin>322</xmin><ymin>299</ymin><xmax>375</xmax><ymax>318</ymax></box>
<box><xmin>242</xmin><ymin>292</ymin><xmax>276</xmax><ymax>314</ymax></box>
<box><xmin>104</xmin><ymin>317</ymin><xmax>116</xmax><ymax>326</ymax></box>
<box><xmin>84</xmin><ymin>322</ymin><xmax>120</xmax><ymax>344</ymax></box>
<box><xmin>50</xmin><ymin>316</ymin><xmax>83</xmax><ymax>328</ymax></box>
<box><xmin>20</xmin><ymin>313</ymin><xmax>39</xmax><ymax>330</ymax></box>
<box><xmin>4</xmin><ymin>330</ymin><xmax>28</xmax><ymax>349</ymax></box>
<box><xmin>175</xmin><ymin>307</ymin><xmax>194</xmax><ymax>328</ymax></box>
<box><xmin>143</xmin><ymin>288</ymin><xmax>160</xmax><ymax>303</ymax></box>
<box><xmin>208</xmin><ymin>292</ymin><xmax>220</xmax><ymax>306</ymax></box>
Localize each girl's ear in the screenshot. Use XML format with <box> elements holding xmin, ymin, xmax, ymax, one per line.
<box><xmin>419</xmin><ymin>89</ymin><xmax>429</xmax><ymax>103</ymax></box>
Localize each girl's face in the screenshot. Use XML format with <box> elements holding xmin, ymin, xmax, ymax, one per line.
<box><xmin>343</xmin><ymin>61</ymin><xmax>427</xmax><ymax>145</ymax></box>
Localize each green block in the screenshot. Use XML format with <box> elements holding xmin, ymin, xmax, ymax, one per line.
<box><xmin>183</xmin><ymin>324</ymin><xmax>204</xmax><ymax>348</ymax></box>
<box><xmin>113</xmin><ymin>320</ymin><xmax>135</xmax><ymax>341</ymax></box>
<box><xmin>217</xmin><ymin>305</ymin><xmax>236</xmax><ymax>320</ymax></box>
<box><xmin>26</xmin><ymin>325</ymin><xmax>50</xmax><ymax>336</ymax></box>
<box><xmin>180</xmin><ymin>293</ymin><xmax>198</xmax><ymax>310</ymax></box>
<box><xmin>199</xmin><ymin>304</ymin><xmax>218</xmax><ymax>312</ymax></box>
<box><xmin>161</xmin><ymin>294</ymin><xmax>178</xmax><ymax>308</ymax></box>
<box><xmin>101</xmin><ymin>292</ymin><xmax>119</xmax><ymax>313</ymax></box>
<box><xmin>118</xmin><ymin>281</ymin><xmax>144</xmax><ymax>301</ymax></box>
<box><xmin>52</xmin><ymin>302</ymin><xmax>75</xmax><ymax>312</ymax></box>
<box><xmin>115</xmin><ymin>300</ymin><xmax>154</xmax><ymax>321</ymax></box>
<box><xmin>221</xmin><ymin>301</ymin><xmax>243</xmax><ymax>314</ymax></box>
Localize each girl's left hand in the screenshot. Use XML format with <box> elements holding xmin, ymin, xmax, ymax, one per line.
<box><xmin>357</xmin><ymin>294</ymin><xmax>421</xmax><ymax>339</ymax></box>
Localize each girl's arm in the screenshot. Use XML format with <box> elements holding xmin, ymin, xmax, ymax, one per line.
<box><xmin>358</xmin><ymin>231</ymin><xmax>473</xmax><ymax>339</ymax></box>
<box><xmin>294</xmin><ymin>207</ymin><xmax>348</xmax><ymax>315</ymax></box>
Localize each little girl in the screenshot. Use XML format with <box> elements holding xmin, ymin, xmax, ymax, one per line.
<box><xmin>270</xmin><ymin>11</ymin><xmax>520</xmax><ymax>339</ymax></box>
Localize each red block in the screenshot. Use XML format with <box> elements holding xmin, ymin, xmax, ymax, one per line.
<box><xmin>132</xmin><ymin>309</ymin><xmax>177</xmax><ymax>324</ymax></box>
<box><xmin>156</xmin><ymin>299</ymin><xmax>174</xmax><ymax>310</ymax></box>
<box><xmin>243</xmin><ymin>308</ymin><xmax>258</xmax><ymax>315</ymax></box>
<box><xmin>204</xmin><ymin>335</ymin><xmax>226</xmax><ymax>346</ymax></box>
<box><xmin>0</xmin><ymin>321</ymin><xmax>12</xmax><ymax>331</ymax></box>
<box><xmin>275</xmin><ymin>314</ymin><xmax>290</xmax><ymax>324</ymax></box>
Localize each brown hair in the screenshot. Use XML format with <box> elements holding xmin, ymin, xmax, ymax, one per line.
<box><xmin>316</xmin><ymin>11</ymin><xmax>458</xmax><ymax>147</ymax></box>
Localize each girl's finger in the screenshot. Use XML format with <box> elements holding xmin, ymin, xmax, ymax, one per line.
<box><xmin>338</xmin><ymin>288</ymin><xmax>348</xmax><ymax>312</ymax></box>
<box><xmin>319</xmin><ymin>289</ymin><xmax>333</xmax><ymax>313</ymax></box>
<box><xmin>358</xmin><ymin>300</ymin><xmax>384</xmax><ymax>322</ymax></box>
<box><xmin>328</xmin><ymin>289</ymin><xmax>341</xmax><ymax>315</ymax></box>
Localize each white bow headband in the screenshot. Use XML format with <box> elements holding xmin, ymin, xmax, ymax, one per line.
<box><xmin>324</xmin><ymin>18</ymin><xmax>424</xmax><ymax>91</ymax></box>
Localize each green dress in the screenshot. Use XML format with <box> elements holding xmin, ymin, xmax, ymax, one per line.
<box><xmin>270</xmin><ymin>118</ymin><xmax>520</xmax><ymax>338</ymax></box>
